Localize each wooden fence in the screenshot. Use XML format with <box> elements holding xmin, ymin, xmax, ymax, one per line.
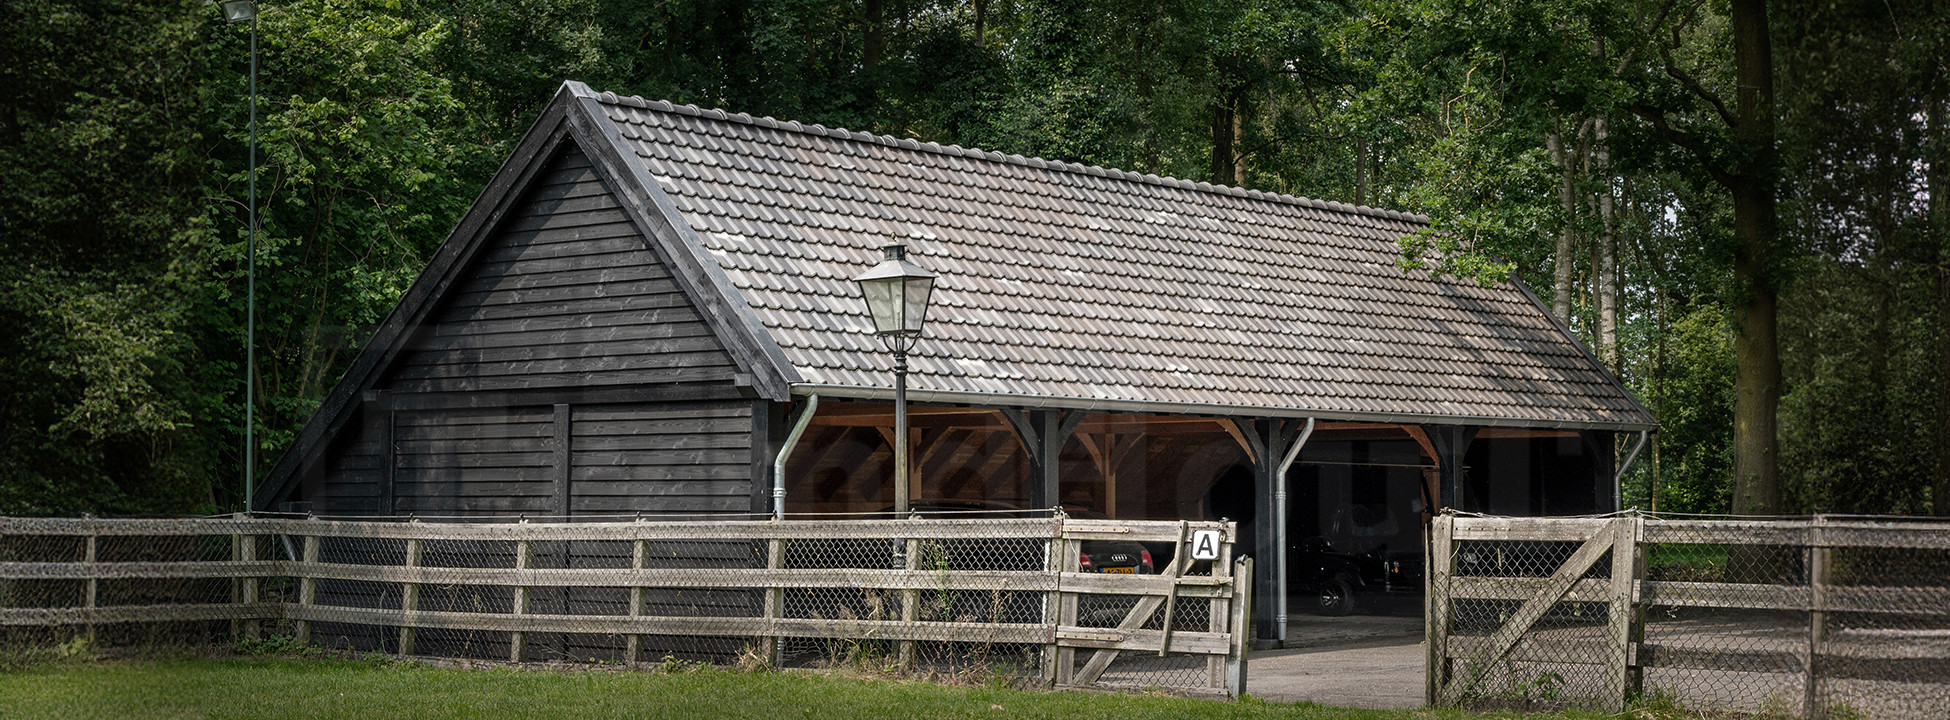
<box><xmin>0</xmin><ymin>514</ymin><xmax>1252</xmax><ymax>697</ymax></box>
<box><xmin>1427</xmin><ymin>513</ymin><xmax>1950</xmax><ymax>718</ymax></box>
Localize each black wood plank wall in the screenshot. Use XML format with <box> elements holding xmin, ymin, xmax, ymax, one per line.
<box><xmin>301</xmin><ymin>143</ymin><xmax>760</xmax><ymax>519</ymax></box>
<box><xmin>389</xmin><ymin>147</ymin><xmax>739</xmax><ymax>395</ymax></box>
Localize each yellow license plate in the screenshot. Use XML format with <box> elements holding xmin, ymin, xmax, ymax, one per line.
<box><xmin>1103</xmin><ymin>567</ymin><xmax>1135</xmax><ymax>574</ymax></box>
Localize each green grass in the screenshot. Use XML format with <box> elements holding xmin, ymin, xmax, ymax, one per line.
<box><xmin>0</xmin><ymin>656</ymin><xmax>1642</xmax><ymax>720</ymax></box>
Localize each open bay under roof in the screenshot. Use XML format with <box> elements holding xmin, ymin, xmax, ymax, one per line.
<box><xmin>584</xmin><ymin>85</ymin><xmax>1650</xmax><ymax>430</ymax></box>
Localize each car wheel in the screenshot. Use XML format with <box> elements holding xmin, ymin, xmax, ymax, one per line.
<box><xmin>1317</xmin><ymin>574</ymin><xmax>1356</xmax><ymax>616</ymax></box>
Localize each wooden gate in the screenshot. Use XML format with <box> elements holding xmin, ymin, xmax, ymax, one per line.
<box><xmin>1427</xmin><ymin>512</ymin><xmax>1950</xmax><ymax>718</ymax></box>
<box><xmin>1425</xmin><ymin>514</ymin><xmax>1638</xmax><ymax>711</ymax></box>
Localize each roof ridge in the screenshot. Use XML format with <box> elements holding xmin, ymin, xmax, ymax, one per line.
<box><xmin>589</xmin><ymin>88</ymin><xmax>1430</xmax><ymax>226</ymax></box>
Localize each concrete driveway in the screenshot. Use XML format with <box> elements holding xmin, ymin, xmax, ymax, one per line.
<box><xmin>1246</xmin><ymin>614</ymin><xmax>1426</xmax><ymax>709</ymax></box>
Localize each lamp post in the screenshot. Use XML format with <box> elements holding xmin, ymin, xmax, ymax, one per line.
<box><xmin>852</xmin><ymin>243</ymin><xmax>937</xmax><ymax>517</ymax></box>
<box><xmin>217</xmin><ymin>0</ymin><xmax>260</xmax><ymax>510</ymax></box>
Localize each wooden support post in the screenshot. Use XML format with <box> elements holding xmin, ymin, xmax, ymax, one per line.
<box><xmin>1231</xmin><ymin>418</ymin><xmax>1277</xmax><ymax>640</ymax></box>
<box><xmin>296</xmin><ymin>535</ymin><xmax>318</xmax><ymax>645</ymax></box>
<box><xmin>238</xmin><ymin>528</ymin><xmax>259</xmax><ymax>640</ymax></box>
<box><xmin>1040</xmin><ymin>520</ymin><xmax>1062</xmax><ymax>686</ymax></box>
<box><xmin>1806</xmin><ymin>517</ymin><xmax>1829</xmax><ymax>719</ymax></box>
<box><xmin>1627</xmin><ymin>517</ymin><xmax>1648</xmax><ymax>700</ymax></box>
<box><xmin>1426</xmin><ymin>514</ymin><xmax>1454</xmax><ymax>706</ymax></box>
<box><xmin>1006</xmin><ymin>410</ymin><xmax>1079</xmax><ymax>511</ymax></box>
<box><xmin>1039</xmin><ymin>411</ymin><xmax>1061</xmax><ymax>510</ymax></box>
<box><xmin>1054</xmin><ymin>536</ymin><xmax>1081</xmax><ymax>686</ymax></box>
<box><xmin>399</xmin><ymin>536</ymin><xmax>422</xmax><ymax>656</ymax></box>
<box><xmin>627</xmin><ymin>537</ymin><xmax>646</xmax><ymax>665</ymax></box>
<box><xmin>764</xmin><ymin>536</ymin><xmax>784</xmax><ymax>667</ymax></box>
<box><xmin>899</xmin><ymin>533</ymin><xmax>920</xmax><ymax>668</ymax></box>
<box><xmin>510</xmin><ymin>538</ymin><xmax>531</xmax><ymax>663</ymax></box>
<box><xmin>1605</xmin><ymin>516</ymin><xmax>1641</xmax><ymax>712</ymax></box>
<box><xmin>83</xmin><ymin>535</ymin><xmax>98</xmax><ymax>643</ymax></box>
<box><xmin>1225</xmin><ymin>556</ymin><xmax>1254</xmax><ymax>698</ymax></box>
<box><xmin>1206</xmin><ymin>529</ymin><xmax>1235</xmax><ymax>689</ymax></box>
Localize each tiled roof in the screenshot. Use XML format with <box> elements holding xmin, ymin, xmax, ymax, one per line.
<box><xmin>587</xmin><ymin>89</ymin><xmax>1654</xmax><ymax>430</ymax></box>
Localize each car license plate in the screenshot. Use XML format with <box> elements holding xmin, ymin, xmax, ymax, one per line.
<box><xmin>1103</xmin><ymin>567</ymin><xmax>1135</xmax><ymax>574</ymax></box>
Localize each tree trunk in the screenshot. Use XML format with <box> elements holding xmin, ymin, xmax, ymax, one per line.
<box><xmin>865</xmin><ymin>0</ymin><xmax>885</xmax><ymax>69</ymax></box>
<box><xmin>1653</xmin><ymin>287</ymin><xmax>1667</xmax><ymax>513</ymax></box>
<box><xmin>1931</xmin><ymin>99</ymin><xmax>1949</xmax><ymax>516</ymax></box>
<box><xmin>1594</xmin><ymin>117</ymin><xmax>1619</xmax><ymax>372</ymax></box>
<box><xmin>1355</xmin><ymin>137</ymin><xmax>1369</xmax><ymax>206</ymax></box>
<box><xmin>1210</xmin><ymin>91</ymin><xmax>1242</xmax><ymax>186</ymax></box>
<box><xmin>1727</xmin><ymin>0</ymin><xmax>1781</xmax><ymax>517</ymax></box>
<box><xmin>1232</xmin><ymin>98</ymin><xmax>1246</xmax><ymax>185</ymax></box>
<box><xmin>973</xmin><ymin>0</ymin><xmax>986</xmax><ymax>46</ymax></box>
<box><xmin>1546</xmin><ymin>131</ymin><xmax>1579</xmax><ymax>325</ymax></box>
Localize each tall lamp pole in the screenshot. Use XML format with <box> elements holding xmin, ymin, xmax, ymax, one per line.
<box><xmin>218</xmin><ymin>0</ymin><xmax>260</xmax><ymax>510</ymax></box>
<box><xmin>852</xmin><ymin>244</ymin><xmax>937</xmax><ymax>517</ymax></box>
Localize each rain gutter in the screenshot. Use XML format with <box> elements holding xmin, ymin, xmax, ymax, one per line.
<box><xmin>772</xmin><ymin>394</ymin><xmax>820</xmax><ymax>519</ymax></box>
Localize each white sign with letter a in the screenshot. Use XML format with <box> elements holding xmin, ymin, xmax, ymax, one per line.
<box><xmin>1189</xmin><ymin>529</ymin><xmax>1222</xmax><ymax>561</ymax></box>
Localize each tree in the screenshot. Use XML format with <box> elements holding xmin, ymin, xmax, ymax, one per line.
<box><xmin>1616</xmin><ymin>0</ymin><xmax>1786</xmax><ymax>516</ymax></box>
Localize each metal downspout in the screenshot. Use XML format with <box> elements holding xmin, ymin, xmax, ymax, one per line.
<box><xmin>1274</xmin><ymin>417</ymin><xmax>1316</xmax><ymax>643</ymax></box>
<box><xmin>1614</xmin><ymin>429</ymin><xmax>1649</xmax><ymax>511</ymax></box>
<box><xmin>773</xmin><ymin>394</ymin><xmax>820</xmax><ymax>519</ymax></box>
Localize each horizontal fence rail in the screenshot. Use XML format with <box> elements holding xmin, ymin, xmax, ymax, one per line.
<box><xmin>1428</xmin><ymin>512</ymin><xmax>1950</xmax><ymax>719</ymax></box>
<box><xmin>0</xmin><ymin>514</ymin><xmax>1251</xmax><ymax>697</ymax></box>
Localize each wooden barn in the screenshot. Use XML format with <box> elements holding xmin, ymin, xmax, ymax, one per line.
<box><xmin>256</xmin><ymin>81</ymin><xmax>1655</xmax><ymax>640</ymax></box>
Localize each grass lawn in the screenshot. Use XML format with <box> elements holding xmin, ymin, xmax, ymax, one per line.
<box><xmin>0</xmin><ymin>655</ymin><xmax>1645</xmax><ymax>720</ymax></box>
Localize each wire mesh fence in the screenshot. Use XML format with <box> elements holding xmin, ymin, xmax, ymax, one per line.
<box><xmin>0</xmin><ymin>513</ymin><xmax>1249</xmax><ymax>697</ymax></box>
<box><xmin>1428</xmin><ymin>512</ymin><xmax>1950</xmax><ymax>718</ymax></box>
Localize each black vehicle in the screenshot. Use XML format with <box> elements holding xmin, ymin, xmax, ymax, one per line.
<box><xmin>1290</xmin><ymin>536</ymin><xmax>1422</xmax><ymax>616</ymax></box>
<box><xmin>1063</xmin><ymin>507</ymin><xmax>1158</xmax><ymax>575</ymax></box>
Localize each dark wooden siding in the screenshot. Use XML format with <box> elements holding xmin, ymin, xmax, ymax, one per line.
<box><xmin>298</xmin><ymin>143</ymin><xmax>762</xmax><ymax>519</ymax></box>
<box><xmin>391</xmin><ymin>406</ymin><xmax>557</xmax><ymax>515</ymax></box>
<box><xmin>571</xmin><ymin>401</ymin><xmax>753</xmax><ymax>514</ymax></box>
<box><xmin>388</xmin><ymin>144</ymin><xmax>739</xmax><ymax>394</ymax></box>
<box><xmin>310</xmin><ymin>408</ymin><xmax>384</xmax><ymax>514</ymax></box>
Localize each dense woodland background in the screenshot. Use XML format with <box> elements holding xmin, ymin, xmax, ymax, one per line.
<box><xmin>1</xmin><ymin>0</ymin><xmax>1944</xmax><ymax>517</ymax></box>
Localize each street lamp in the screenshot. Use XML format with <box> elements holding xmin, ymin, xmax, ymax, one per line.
<box><xmin>852</xmin><ymin>243</ymin><xmax>937</xmax><ymax>517</ymax></box>
<box><xmin>218</xmin><ymin>0</ymin><xmax>257</xmax><ymax>22</ymax></box>
<box><xmin>216</xmin><ymin>0</ymin><xmax>259</xmax><ymax>510</ymax></box>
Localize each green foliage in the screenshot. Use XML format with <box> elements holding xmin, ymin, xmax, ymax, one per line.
<box><xmin>0</xmin><ymin>0</ymin><xmax>1944</xmax><ymax>516</ymax></box>
<box><xmin>1643</xmin><ymin>305</ymin><xmax>1736</xmax><ymax>513</ymax></box>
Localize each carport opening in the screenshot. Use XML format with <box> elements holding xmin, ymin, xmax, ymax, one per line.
<box><xmin>1282</xmin><ymin>428</ymin><xmax>1611</xmax><ymax>626</ymax></box>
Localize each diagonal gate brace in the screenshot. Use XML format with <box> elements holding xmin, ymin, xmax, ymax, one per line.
<box><xmin>1440</xmin><ymin>523</ymin><xmax>1617</xmax><ymax>704</ymax></box>
<box><xmin>1074</xmin><ymin>541</ymin><xmax>1194</xmax><ymax>684</ymax></box>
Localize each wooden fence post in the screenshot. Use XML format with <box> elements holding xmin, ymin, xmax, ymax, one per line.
<box><xmin>1053</xmin><ymin>535</ymin><xmax>1080</xmax><ymax>686</ymax></box>
<box><xmin>237</xmin><ymin>522</ymin><xmax>259</xmax><ymax>641</ymax></box>
<box><xmin>296</xmin><ymin>534</ymin><xmax>318</xmax><ymax>645</ymax></box>
<box><xmin>899</xmin><ymin>532</ymin><xmax>920</xmax><ymax>668</ymax></box>
<box><xmin>400</xmin><ymin>533</ymin><xmax>422</xmax><ymax>656</ymax></box>
<box><xmin>1206</xmin><ymin>528</ymin><xmax>1235</xmax><ymax>689</ymax></box>
<box><xmin>1425</xmin><ymin>514</ymin><xmax>1454</xmax><ymax>707</ymax></box>
<box><xmin>765</xmin><ymin>533</ymin><xmax>784</xmax><ymax>668</ymax></box>
<box><xmin>1225</xmin><ymin>555</ymin><xmax>1254</xmax><ymax>698</ymax></box>
<box><xmin>1805</xmin><ymin>516</ymin><xmax>1829</xmax><ymax>719</ymax></box>
<box><xmin>510</xmin><ymin>537</ymin><xmax>531</xmax><ymax>663</ymax></box>
<box><xmin>627</xmin><ymin>535</ymin><xmax>646</xmax><ymax>665</ymax></box>
<box><xmin>1040</xmin><ymin>519</ymin><xmax>1062</xmax><ymax>687</ymax></box>
<box><xmin>83</xmin><ymin>534</ymin><xmax>98</xmax><ymax>643</ymax></box>
<box><xmin>1606</xmin><ymin>515</ymin><xmax>1642</xmax><ymax>712</ymax></box>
